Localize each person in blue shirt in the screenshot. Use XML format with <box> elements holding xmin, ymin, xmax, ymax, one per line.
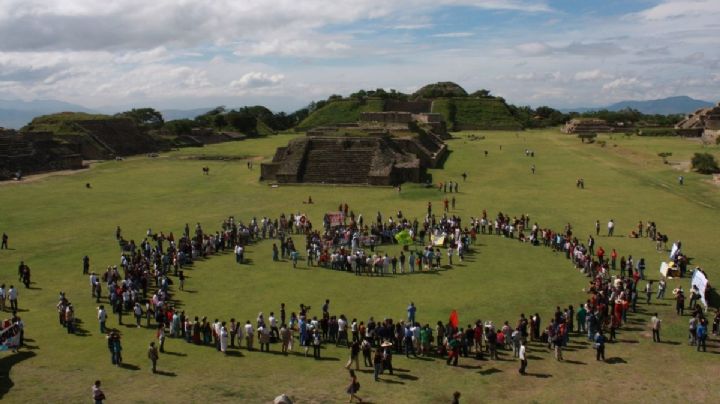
<box><xmin>594</xmin><ymin>331</ymin><xmax>605</xmax><ymax>361</ymax></box>
<box><xmin>696</xmin><ymin>320</ymin><xmax>707</xmax><ymax>352</ymax></box>
<box><xmin>407</xmin><ymin>302</ymin><xmax>416</xmax><ymax>324</ymax></box>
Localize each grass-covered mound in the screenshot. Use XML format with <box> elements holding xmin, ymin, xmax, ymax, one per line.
<box><xmin>296</xmin><ymin>99</ymin><xmax>385</xmax><ymax>131</ymax></box>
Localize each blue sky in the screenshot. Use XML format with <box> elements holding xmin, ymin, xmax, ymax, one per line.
<box><xmin>0</xmin><ymin>0</ymin><xmax>718</xmax><ymax>112</ymax></box>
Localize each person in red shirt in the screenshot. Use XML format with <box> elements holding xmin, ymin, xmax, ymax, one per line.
<box><xmin>610</xmin><ymin>249</ymin><xmax>618</xmax><ymax>270</ymax></box>
<box><xmin>596</xmin><ymin>246</ymin><xmax>605</xmax><ymax>263</ymax></box>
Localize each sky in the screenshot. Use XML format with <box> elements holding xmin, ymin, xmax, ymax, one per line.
<box><xmin>0</xmin><ymin>0</ymin><xmax>719</xmax><ymax>112</ymax></box>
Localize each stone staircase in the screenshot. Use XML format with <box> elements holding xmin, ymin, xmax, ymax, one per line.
<box><xmin>300</xmin><ymin>139</ymin><xmax>374</xmax><ymax>183</ymax></box>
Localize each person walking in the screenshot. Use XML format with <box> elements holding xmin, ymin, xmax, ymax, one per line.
<box><xmin>518</xmin><ymin>340</ymin><xmax>527</xmax><ymax>375</ymax></box>
<box><xmin>651</xmin><ymin>313</ymin><xmax>661</xmax><ymax>342</ymax></box>
<box><xmin>346</xmin><ymin>369</ymin><xmax>362</xmax><ymax>403</ymax></box>
<box><xmin>92</xmin><ymin>380</ymin><xmax>106</xmax><ymax>404</ymax></box>
<box><xmin>148</xmin><ymin>341</ymin><xmax>159</xmax><ymax>373</ymax></box>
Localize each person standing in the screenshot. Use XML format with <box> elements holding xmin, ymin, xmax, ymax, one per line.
<box><xmin>696</xmin><ymin>320</ymin><xmax>707</xmax><ymax>352</ymax></box>
<box><xmin>595</xmin><ymin>220</ymin><xmax>600</xmax><ymax>236</ymax></box>
<box><xmin>518</xmin><ymin>340</ymin><xmax>527</xmax><ymax>375</ymax></box>
<box><xmin>220</xmin><ymin>322</ymin><xmax>228</xmax><ymax>354</ymax></box>
<box><xmin>657</xmin><ymin>279</ymin><xmax>667</xmax><ymax>300</ymax></box>
<box><xmin>407</xmin><ymin>302</ymin><xmax>416</xmax><ymax>325</ymax></box>
<box><xmin>83</xmin><ymin>255</ymin><xmax>90</xmax><ymax>275</ymax></box>
<box><xmin>607</xmin><ymin>219</ymin><xmax>615</xmax><ymax>237</ymax></box>
<box><xmin>148</xmin><ymin>342</ymin><xmax>159</xmax><ymax>373</ymax></box>
<box><xmin>651</xmin><ymin>313</ymin><xmax>661</xmax><ymax>342</ymax></box>
<box><xmin>92</xmin><ymin>380</ymin><xmax>105</xmax><ymax>404</ymax></box>
<box><xmin>1</xmin><ymin>232</ymin><xmax>8</xmax><ymax>249</ymax></box>
<box><xmin>645</xmin><ymin>281</ymin><xmax>653</xmax><ymax>305</ymax></box>
<box><xmin>8</xmin><ymin>285</ymin><xmax>17</xmax><ymax>311</ymax></box>
<box><xmin>346</xmin><ymin>369</ymin><xmax>362</xmax><ymax>403</ymax></box>
<box><xmin>373</xmin><ymin>349</ymin><xmax>383</xmax><ymax>381</ymax></box>
<box><xmin>594</xmin><ymin>331</ymin><xmax>606</xmax><ymax>361</ymax></box>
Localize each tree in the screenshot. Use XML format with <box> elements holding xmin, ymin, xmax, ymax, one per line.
<box><xmin>116</xmin><ymin>108</ymin><xmax>164</xmax><ymax>131</ymax></box>
<box><xmin>691</xmin><ymin>153</ymin><xmax>720</xmax><ymax>174</ymax></box>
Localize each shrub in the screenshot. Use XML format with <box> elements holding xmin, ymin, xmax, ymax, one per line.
<box><xmin>691</xmin><ymin>153</ymin><xmax>720</xmax><ymax>174</ymax></box>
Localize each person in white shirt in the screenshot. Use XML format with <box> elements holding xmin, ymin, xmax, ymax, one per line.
<box><xmin>98</xmin><ymin>305</ymin><xmax>107</xmax><ymax>334</ymax></box>
<box><xmin>244</xmin><ymin>321</ymin><xmax>254</xmax><ymax>350</ymax></box>
<box><xmin>269</xmin><ymin>313</ymin><xmax>278</xmax><ymax>339</ymax></box>
<box><xmin>518</xmin><ymin>340</ymin><xmax>527</xmax><ymax>375</ymax></box>
<box><xmin>337</xmin><ymin>316</ymin><xmax>348</xmax><ymax>347</ymax></box>
<box><xmin>607</xmin><ymin>219</ymin><xmax>615</xmax><ymax>237</ymax></box>
<box><xmin>8</xmin><ymin>285</ymin><xmax>18</xmax><ymax>311</ymax></box>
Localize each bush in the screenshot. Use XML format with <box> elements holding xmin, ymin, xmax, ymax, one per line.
<box><xmin>691</xmin><ymin>153</ymin><xmax>720</xmax><ymax>174</ymax></box>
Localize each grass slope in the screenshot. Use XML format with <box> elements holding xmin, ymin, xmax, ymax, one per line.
<box><xmin>296</xmin><ymin>99</ymin><xmax>385</xmax><ymax>131</ymax></box>
<box><xmin>0</xmin><ymin>131</ymin><xmax>718</xmax><ymax>403</ymax></box>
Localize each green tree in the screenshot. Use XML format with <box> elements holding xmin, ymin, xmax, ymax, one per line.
<box><xmin>116</xmin><ymin>108</ymin><xmax>164</xmax><ymax>130</ymax></box>
<box><xmin>691</xmin><ymin>153</ymin><xmax>720</xmax><ymax>174</ymax></box>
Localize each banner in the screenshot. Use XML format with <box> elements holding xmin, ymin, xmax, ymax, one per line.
<box><xmin>431</xmin><ymin>233</ymin><xmax>446</xmax><ymax>246</ymax></box>
<box><xmin>691</xmin><ymin>269</ymin><xmax>709</xmax><ymax>308</ymax></box>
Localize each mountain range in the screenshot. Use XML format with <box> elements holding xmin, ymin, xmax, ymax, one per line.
<box><xmin>559</xmin><ymin>96</ymin><xmax>714</xmax><ymax>115</ymax></box>
<box><xmin>1</xmin><ymin>95</ymin><xmax>716</xmax><ymax>130</ymax></box>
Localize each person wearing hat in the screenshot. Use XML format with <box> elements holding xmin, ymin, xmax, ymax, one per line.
<box><xmin>381</xmin><ymin>341</ymin><xmax>394</xmax><ymax>375</ymax></box>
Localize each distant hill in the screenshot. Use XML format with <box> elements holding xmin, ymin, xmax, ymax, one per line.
<box><xmin>0</xmin><ymin>99</ymin><xmax>96</xmax><ymax>129</ymax></box>
<box><xmin>160</xmin><ymin>107</ymin><xmax>214</xmax><ymax>121</ymax></box>
<box><xmin>561</xmin><ymin>96</ymin><xmax>714</xmax><ymax>115</ymax></box>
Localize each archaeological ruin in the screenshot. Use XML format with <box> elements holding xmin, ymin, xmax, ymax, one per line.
<box><xmin>261</xmin><ymin>110</ymin><xmax>449</xmax><ymax>185</ymax></box>
<box><xmin>561</xmin><ymin>118</ymin><xmax>614</xmax><ymax>134</ymax></box>
<box><xmin>675</xmin><ymin>102</ymin><xmax>720</xmax><ymax>143</ymax></box>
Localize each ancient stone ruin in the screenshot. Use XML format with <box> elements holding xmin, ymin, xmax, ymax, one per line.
<box><xmin>561</xmin><ymin>118</ymin><xmax>614</xmax><ymax>134</ymax></box>
<box><xmin>0</xmin><ymin>128</ymin><xmax>83</xmax><ymax>180</ymax></box>
<box><xmin>675</xmin><ymin>102</ymin><xmax>720</xmax><ymax>143</ymax></box>
<box><xmin>261</xmin><ymin>111</ymin><xmax>449</xmax><ymax>185</ymax></box>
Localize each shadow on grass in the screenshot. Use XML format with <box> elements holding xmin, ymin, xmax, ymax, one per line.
<box><xmin>605</xmin><ymin>357</ymin><xmax>627</xmax><ymax>364</ymax></box>
<box><xmin>563</xmin><ymin>359</ymin><xmax>587</xmax><ymax>365</ymax></box>
<box><xmin>456</xmin><ymin>364</ymin><xmax>482</xmax><ymax>370</ymax></box>
<box><xmin>163</xmin><ymin>350</ymin><xmax>187</xmax><ymax>357</ymax></box>
<box><xmin>478</xmin><ymin>367</ymin><xmax>502</xmax><ymax>376</ymax></box>
<box><xmin>155</xmin><ymin>370</ymin><xmax>177</xmax><ymax>377</ymax></box>
<box><xmin>0</xmin><ymin>351</ymin><xmax>36</xmax><ymax>399</ymax></box>
<box><xmin>379</xmin><ymin>378</ymin><xmax>404</xmax><ymax>385</ymax></box>
<box><xmin>658</xmin><ymin>340</ymin><xmax>681</xmax><ymax>345</ymax></box>
<box><xmin>119</xmin><ymin>363</ymin><xmax>141</xmax><ymax>371</ymax></box>
<box><xmin>395</xmin><ymin>373</ymin><xmax>419</xmax><ymax>381</ymax></box>
<box><xmin>525</xmin><ymin>372</ymin><xmax>552</xmax><ymax>378</ymax></box>
<box><xmin>526</xmin><ymin>355</ymin><xmax>544</xmax><ymax>360</ymax></box>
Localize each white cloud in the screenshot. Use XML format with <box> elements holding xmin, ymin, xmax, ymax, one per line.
<box><xmin>574</xmin><ymin>69</ymin><xmax>613</xmax><ymax>81</ymax></box>
<box><xmin>230</xmin><ymin>72</ymin><xmax>285</xmax><ymax>89</ymax></box>
<box><xmin>431</xmin><ymin>32</ymin><xmax>474</xmax><ymax>38</ymax></box>
<box><xmin>636</xmin><ymin>0</ymin><xmax>720</xmax><ymax>21</ymax></box>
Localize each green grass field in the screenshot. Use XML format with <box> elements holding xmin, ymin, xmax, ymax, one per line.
<box><xmin>0</xmin><ymin>130</ymin><xmax>718</xmax><ymax>403</ymax></box>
